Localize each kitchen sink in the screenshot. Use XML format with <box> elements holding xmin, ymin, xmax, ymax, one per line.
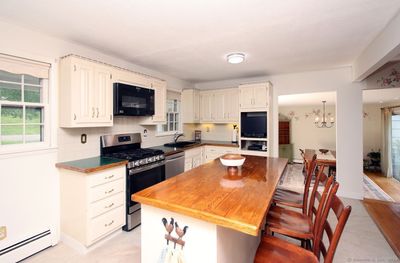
<box><xmin>164</xmin><ymin>141</ymin><xmax>199</xmax><ymax>148</ymax></box>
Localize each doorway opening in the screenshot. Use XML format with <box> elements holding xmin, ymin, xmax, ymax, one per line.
<box><xmin>277</xmin><ymin>91</ymin><xmax>336</xmax><ymax>191</ymax></box>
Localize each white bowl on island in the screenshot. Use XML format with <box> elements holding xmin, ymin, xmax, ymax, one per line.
<box><xmin>219</xmin><ymin>154</ymin><xmax>246</xmax><ymax>167</ymax></box>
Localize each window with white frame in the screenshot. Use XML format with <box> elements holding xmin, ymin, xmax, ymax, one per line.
<box><xmin>157</xmin><ymin>91</ymin><xmax>182</xmax><ymax>135</ymax></box>
<box><xmin>0</xmin><ymin>54</ymin><xmax>50</xmax><ymax>148</ymax></box>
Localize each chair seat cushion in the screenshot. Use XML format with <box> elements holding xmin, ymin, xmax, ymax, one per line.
<box><xmin>254</xmin><ymin>235</ymin><xmax>318</xmax><ymax>263</ymax></box>
<box><xmin>267</xmin><ymin>205</ymin><xmax>313</xmax><ymax>239</ymax></box>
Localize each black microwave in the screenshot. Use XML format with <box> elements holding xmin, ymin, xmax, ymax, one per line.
<box><xmin>113</xmin><ymin>82</ymin><xmax>155</xmax><ymax>116</ymax></box>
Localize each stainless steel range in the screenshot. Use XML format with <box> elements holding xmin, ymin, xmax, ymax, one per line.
<box><xmin>100</xmin><ymin>133</ymin><xmax>165</xmax><ymax>231</ymax></box>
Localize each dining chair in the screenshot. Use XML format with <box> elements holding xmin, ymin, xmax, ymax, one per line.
<box><xmin>273</xmin><ymin>154</ymin><xmax>317</xmax><ymax>214</ymax></box>
<box><xmin>266</xmin><ymin>165</ymin><xmax>333</xmax><ymax>248</ymax></box>
<box><xmin>254</xmin><ymin>183</ymin><xmax>351</xmax><ymax>263</ymax></box>
<box><xmin>299</xmin><ymin>149</ymin><xmax>306</xmax><ymax>173</ymax></box>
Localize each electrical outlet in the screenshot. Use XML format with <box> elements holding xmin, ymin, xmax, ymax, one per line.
<box><xmin>0</xmin><ymin>226</ymin><xmax>7</xmax><ymax>240</ymax></box>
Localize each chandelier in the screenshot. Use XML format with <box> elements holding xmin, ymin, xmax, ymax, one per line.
<box><xmin>314</xmin><ymin>101</ymin><xmax>334</xmax><ymax>128</ymax></box>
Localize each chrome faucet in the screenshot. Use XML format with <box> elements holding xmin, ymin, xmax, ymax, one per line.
<box><xmin>174</xmin><ymin>132</ymin><xmax>184</xmax><ymax>143</ymax></box>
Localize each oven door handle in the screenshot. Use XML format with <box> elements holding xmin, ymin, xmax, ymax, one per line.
<box><xmin>129</xmin><ymin>161</ymin><xmax>165</xmax><ymax>175</ymax></box>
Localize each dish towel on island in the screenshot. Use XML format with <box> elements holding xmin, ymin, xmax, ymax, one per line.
<box><xmin>158</xmin><ymin>244</ymin><xmax>186</xmax><ymax>263</ymax></box>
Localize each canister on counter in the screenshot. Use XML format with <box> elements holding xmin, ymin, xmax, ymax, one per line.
<box><xmin>194</xmin><ymin>130</ymin><xmax>201</xmax><ymax>141</ymax></box>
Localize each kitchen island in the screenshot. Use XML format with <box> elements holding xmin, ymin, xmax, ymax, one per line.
<box><xmin>133</xmin><ymin>155</ymin><xmax>287</xmax><ymax>263</ymax></box>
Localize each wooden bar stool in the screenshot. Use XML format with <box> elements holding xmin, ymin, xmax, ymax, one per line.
<box><xmin>255</xmin><ymin>183</ymin><xmax>351</xmax><ymax>263</ymax></box>
<box><xmin>266</xmin><ymin>165</ymin><xmax>333</xmax><ymax>248</ymax></box>
<box><xmin>273</xmin><ymin>154</ymin><xmax>317</xmax><ymax>214</ymax></box>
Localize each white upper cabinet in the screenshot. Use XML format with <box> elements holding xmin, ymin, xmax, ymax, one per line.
<box><xmin>200</xmin><ymin>92</ymin><xmax>213</xmax><ymax>122</ymax></box>
<box><xmin>212</xmin><ymin>91</ymin><xmax>225</xmax><ymax>122</ymax></box>
<box><xmin>140</xmin><ymin>79</ymin><xmax>167</xmax><ymax>125</ymax></box>
<box><xmin>94</xmin><ymin>65</ymin><xmax>113</xmax><ymax>123</ymax></box>
<box><xmin>199</xmin><ymin>88</ymin><xmax>239</xmax><ymax>123</ymax></box>
<box><xmin>151</xmin><ymin>80</ymin><xmax>167</xmax><ymax>123</ymax></box>
<box><xmin>224</xmin><ymin>89</ymin><xmax>239</xmax><ymax>122</ymax></box>
<box><xmin>182</xmin><ymin>89</ymin><xmax>200</xmax><ymax>123</ymax></box>
<box><xmin>59</xmin><ymin>56</ymin><xmax>113</xmax><ymax>127</ymax></box>
<box><xmin>239</xmin><ymin>82</ymin><xmax>271</xmax><ymax>110</ymax></box>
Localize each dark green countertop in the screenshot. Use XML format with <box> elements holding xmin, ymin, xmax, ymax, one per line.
<box><xmin>56</xmin><ymin>156</ymin><xmax>127</xmax><ymax>173</ymax></box>
<box><xmin>150</xmin><ymin>140</ymin><xmax>239</xmax><ymax>156</ymax></box>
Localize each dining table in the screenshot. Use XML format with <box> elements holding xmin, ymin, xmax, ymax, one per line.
<box><xmin>304</xmin><ymin>148</ymin><xmax>336</xmax><ymax>177</ymax></box>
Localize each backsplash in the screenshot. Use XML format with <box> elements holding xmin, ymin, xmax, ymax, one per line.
<box><xmin>57</xmin><ymin>117</ymin><xmax>176</xmax><ymax>162</ymax></box>
<box><xmin>183</xmin><ymin>123</ymin><xmax>237</xmax><ymax>141</ymax></box>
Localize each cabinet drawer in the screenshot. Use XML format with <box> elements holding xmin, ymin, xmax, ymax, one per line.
<box><xmin>88</xmin><ymin>166</ymin><xmax>125</xmax><ymax>187</ymax></box>
<box><xmin>88</xmin><ymin>192</ymin><xmax>125</xmax><ymax>219</ymax></box>
<box><xmin>88</xmin><ymin>206</ymin><xmax>125</xmax><ymax>244</ymax></box>
<box><xmin>89</xmin><ymin>179</ymin><xmax>124</xmax><ymax>203</ymax></box>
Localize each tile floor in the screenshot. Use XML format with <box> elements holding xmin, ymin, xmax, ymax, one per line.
<box><xmin>22</xmin><ymin>198</ymin><xmax>398</xmax><ymax>263</ymax></box>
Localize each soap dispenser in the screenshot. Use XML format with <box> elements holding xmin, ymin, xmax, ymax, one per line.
<box><xmin>232</xmin><ymin>124</ymin><xmax>238</xmax><ymax>143</ymax></box>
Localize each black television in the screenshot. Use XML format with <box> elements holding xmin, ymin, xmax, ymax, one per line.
<box><xmin>241</xmin><ymin>112</ymin><xmax>267</xmax><ymax>138</ymax></box>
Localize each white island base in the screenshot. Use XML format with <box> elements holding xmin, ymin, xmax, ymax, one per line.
<box><xmin>141</xmin><ymin>204</ymin><xmax>261</xmax><ymax>263</ymax></box>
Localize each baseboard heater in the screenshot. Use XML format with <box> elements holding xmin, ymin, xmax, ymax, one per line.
<box><xmin>0</xmin><ymin>230</ymin><xmax>52</xmax><ymax>262</ymax></box>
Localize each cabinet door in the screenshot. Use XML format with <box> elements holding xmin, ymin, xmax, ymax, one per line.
<box><xmin>239</xmin><ymin>87</ymin><xmax>254</xmax><ymax>109</ymax></box>
<box><xmin>93</xmin><ymin>65</ymin><xmax>113</xmax><ymax>124</ymax></box>
<box><xmin>72</xmin><ymin>61</ymin><xmax>94</xmax><ymax>123</ymax></box>
<box><xmin>200</xmin><ymin>93</ymin><xmax>213</xmax><ymax>122</ymax></box>
<box><xmin>213</xmin><ymin>92</ymin><xmax>225</xmax><ymax>122</ymax></box>
<box><xmin>193</xmin><ymin>89</ymin><xmax>200</xmax><ymax>122</ymax></box>
<box><xmin>253</xmin><ymin>85</ymin><xmax>268</xmax><ymax>108</ymax></box>
<box><xmin>225</xmin><ymin>89</ymin><xmax>239</xmax><ymax>122</ymax></box>
<box><xmin>151</xmin><ymin>81</ymin><xmax>167</xmax><ymax>123</ymax></box>
<box><xmin>184</xmin><ymin>158</ymin><xmax>193</xmax><ymax>172</ymax></box>
<box><xmin>192</xmin><ymin>155</ymin><xmax>202</xmax><ymax>168</ymax></box>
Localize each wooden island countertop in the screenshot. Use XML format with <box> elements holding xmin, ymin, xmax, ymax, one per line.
<box><xmin>133</xmin><ymin>155</ymin><xmax>288</xmax><ymax>236</ymax></box>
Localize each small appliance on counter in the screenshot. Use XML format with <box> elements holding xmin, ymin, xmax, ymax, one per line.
<box><xmin>194</xmin><ymin>130</ymin><xmax>201</xmax><ymax>142</ymax></box>
<box><xmin>232</xmin><ymin>125</ymin><xmax>238</xmax><ymax>143</ymax></box>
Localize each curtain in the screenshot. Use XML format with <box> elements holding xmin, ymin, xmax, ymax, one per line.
<box><xmin>381</xmin><ymin>108</ymin><xmax>393</xmax><ymax>177</ymax></box>
<box><xmin>167</xmin><ymin>90</ymin><xmax>181</xmax><ymax>101</ymax></box>
<box><xmin>392</xmin><ymin>108</ymin><xmax>400</xmax><ymax>181</ymax></box>
<box><xmin>0</xmin><ymin>53</ymin><xmax>50</xmax><ymax>79</ymax></box>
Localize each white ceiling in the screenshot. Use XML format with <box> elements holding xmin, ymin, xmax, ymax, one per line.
<box><xmin>1</xmin><ymin>0</ymin><xmax>400</xmax><ymax>83</ymax></box>
<box><xmin>278</xmin><ymin>88</ymin><xmax>400</xmax><ymax>106</ymax></box>
<box><xmin>278</xmin><ymin>92</ymin><xmax>336</xmax><ymax>106</ymax></box>
<box><xmin>363</xmin><ymin>88</ymin><xmax>400</xmax><ymax>104</ymax></box>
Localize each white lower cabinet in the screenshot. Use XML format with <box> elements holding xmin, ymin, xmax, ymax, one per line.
<box><xmin>204</xmin><ymin>146</ymin><xmax>239</xmax><ymax>163</ymax></box>
<box><xmin>184</xmin><ymin>147</ymin><xmax>203</xmax><ymax>171</ymax></box>
<box><xmin>59</xmin><ymin>165</ymin><xmax>126</xmax><ymax>248</ymax></box>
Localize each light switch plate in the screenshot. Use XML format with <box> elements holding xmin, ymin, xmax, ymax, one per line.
<box><xmin>0</xmin><ymin>226</ymin><xmax>7</xmax><ymax>240</ymax></box>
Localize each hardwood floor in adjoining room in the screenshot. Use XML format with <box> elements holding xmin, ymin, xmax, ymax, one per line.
<box><xmin>365</xmin><ymin>171</ymin><xmax>400</xmax><ymax>202</ymax></box>
<box><xmin>363</xmin><ymin>199</ymin><xmax>400</xmax><ymax>259</ymax></box>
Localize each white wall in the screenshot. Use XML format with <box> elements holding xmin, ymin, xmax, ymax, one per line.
<box><xmin>0</xmin><ymin>150</ymin><xmax>59</xmax><ymax>250</ymax></box>
<box><xmin>0</xmin><ymin>19</ymin><xmax>191</xmax><ymax>254</ymax></box>
<box><xmin>279</xmin><ymin>105</ymin><xmax>336</xmax><ymax>161</ymax></box>
<box><xmin>363</xmin><ymin>103</ymin><xmax>382</xmax><ymax>157</ymax></box>
<box><xmin>196</xmin><ymin>67</ymin><xmax>365</xmax><ymax>199</ymax></box>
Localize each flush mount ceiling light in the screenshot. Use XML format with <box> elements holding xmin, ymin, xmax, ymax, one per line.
<box><xmin>227</xmin><ymin>53</ymin><xmax>245</xmax><ymax>64</ymax></box>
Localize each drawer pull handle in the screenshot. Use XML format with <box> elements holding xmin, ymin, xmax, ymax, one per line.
<box><xmin>104</xmin><ymin>203</ymin><xmax>114</xmax><ymax>209</ymax></box>
<box><xmin>105</xmin><ymin>175</ymin><xmax>114</xmax><ymax>180</ymax></box>
<box><xmin>105</xmin><ymin>189</ymin><xmax>114</xmax><ymax>194</ymax></box>
<box><xmin>104</xmin><ymin>220</ymin><xmax>114</xmax><ymax>227</ymax></box>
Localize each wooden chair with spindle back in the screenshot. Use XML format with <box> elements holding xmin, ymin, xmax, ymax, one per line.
<box><xmin>312</xmin><ymin>184</ymin><xmax>352</xmax><ymax>263</ymax></box>
<box><xmin>299</xmin><ymin>149</ymin><xmax>306</xmax><ymax>173</ymax></box>
<box><xmin>266</xmin><ymin>164</ymin><xmax>333</xmax><ymax>248</ymax></box>
<box><xmin>254</xmin><ymin>182</ymin><xmax>351</xmax><ymax>263</ymax></box>
<box><xmin>273</xmin><ymin>154</ymin><xmax>317</xmax><ymax>214</ymax></box>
